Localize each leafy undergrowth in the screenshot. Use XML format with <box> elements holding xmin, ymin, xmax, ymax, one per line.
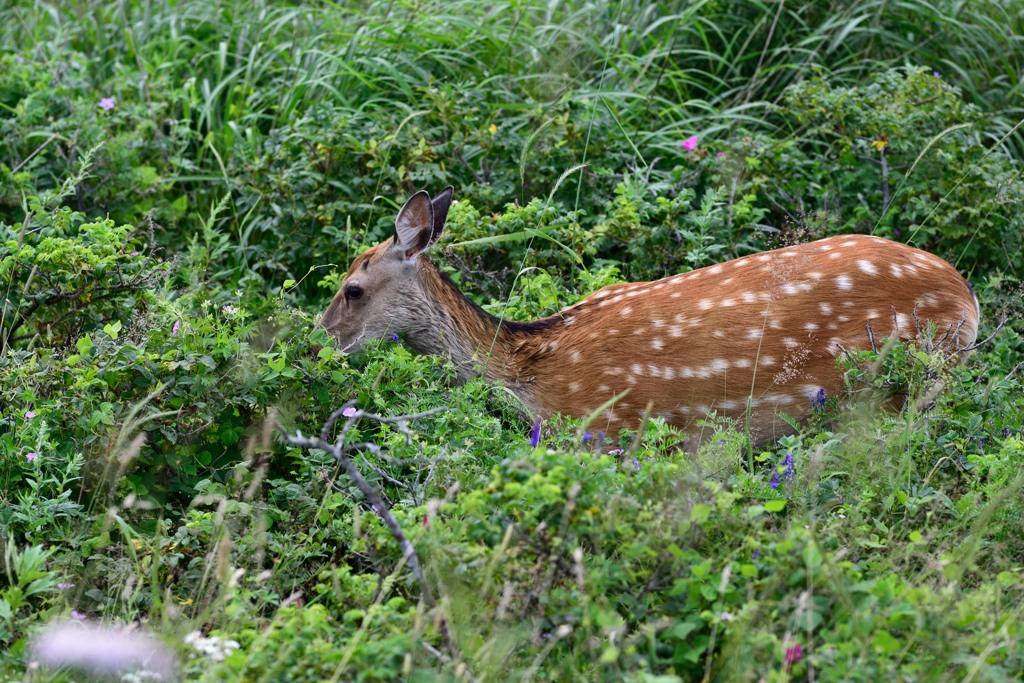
<box><xmin>3</xmin><ymin>0</ymin><xmax>1024</xmax><ymax>681</ymax></box>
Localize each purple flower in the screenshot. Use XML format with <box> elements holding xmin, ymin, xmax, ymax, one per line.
<box><xmin>632</xmin><ymin>459</ymin><xmax>641</xmax><ymax>472</ymax></box>
<box><xmin>172</xmin><ymin>320</ymin><xmax>180</xmax><ymax>336</ymax></box>
<box><xmin>26</xmin><ymin>452</ymin><xmax>39</xmax><ymax>463</ymax></box>
<box><xmin>608</xmin><ymin>448</ymin><xmax>624</xmax><ymax>455</ymax></box>
<box><xmin>782</xmin><ymin>453</ymin><xmax>795</xmax><ymax>482</ymax></box>
<box><xmin>70</xmin><ymin>610</ymin><xmax>87</xmax><ymax>620</ymax></box>
<box><xmin>681</xmin><ymin>135</ymin><xmax>699</xmax><ymax>151</ymax></box>
<box><xmin>98</xmin><ymin>97</ymin><xmax>115</xmax><ymax>111</ymax></box>
<box><xmin>716</xmin><ymin>151</ymin><xmax>726</xmax><ymax>157</ymax></box>
<box><xmin>770</xmin><ymin>471</ymin><xmax>779</xmax><ymax>489</ymax></box>
<box><xmin>221</xmin><ymin>305</ymin><xmax>239</xmax><ymax>315</ymax></box>
<box><xmin>58</xmin><ymin>582</ymin><xmax>75</xmax><ymax>590</ymax></box>
<box><xmin>810</xmin><ymin>387</ymin><xmax>827</xmax><ymax>412</ymax></box>
<box><xmin>530</xmin><ymin>417</ymin><xmax>541</xmax><ymax>447</ymax></box>
<box><xmin>16</xmin><ymin>55</ymin><xmax>26</xmax><ymax>64</ymax></box>
<box><xmin>391</xmin><ymin>333</ymin><xmax>400</xmax><ymax>341</ymax></box>
<box><xmin>25</xmin><ymin>410</ymin><xmax>36</xmax><ymax>419</ymax></box>
<box><xmin>784</xmin><ymin>643</ymin><xmax>803</xmax><ymax>665</ymax></box>
<box><xmin>752</xmin><ymin>549</ymin><xmax>760</xmax><ymax>560</ymax></box>
<box><xmin>342</xmin><ymin>406</ymin><xmax>357</xmax><ymax>417</ymax></box>
<box><xmin>582</xmin><ymin>431</ymin><xmax>592</xmax><ymax>444</ymax></box>
<box><xmin>933</xmin><ymin>71</ymin><xmax>941</xmax><ymax>78</ymax></box>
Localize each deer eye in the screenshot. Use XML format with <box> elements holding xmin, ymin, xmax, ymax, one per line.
<box><xmin>344</xmin><ymin>283</ymin><xmax>364</xmax><ymax>301</ymax></box>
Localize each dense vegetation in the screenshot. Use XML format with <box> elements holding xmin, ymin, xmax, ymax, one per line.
<box><xmin>2</xmin><ymin>0</ymin><xmax>1023</xmax><ymax>680</ymax></box>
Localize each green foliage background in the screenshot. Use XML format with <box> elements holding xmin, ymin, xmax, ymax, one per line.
<box><xmin>1</xmin><ymin>0</ymin><xmax>1023</xmax><ymax>680</ymax></box>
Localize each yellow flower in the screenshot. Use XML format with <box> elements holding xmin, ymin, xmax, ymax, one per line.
<box><xmin>488</xmin><ymin>124</ymin><xmax>497</xmax><ymax>134</ymax></box>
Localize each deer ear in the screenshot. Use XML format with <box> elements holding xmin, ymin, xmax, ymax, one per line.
<box><xmin>428</xmin><ymin>186</ymin><xmax>454</xmax><ymax>246</ymax></box>
<box><xmin>394</xmin><ymin>190</ymin><xmax>435</xmax><ymax>262</ymax></box>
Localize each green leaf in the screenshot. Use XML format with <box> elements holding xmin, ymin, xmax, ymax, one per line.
<box><xmin>76</xmin><ymin>334</ymin><xmax>93</xmax><ymax>355</ymax></box>
<box><xmin>764</xmin><ymin>499</ymin><xmax>786</xmax><ymax>512</ymax></box>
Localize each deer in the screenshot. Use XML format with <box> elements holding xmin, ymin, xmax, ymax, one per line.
<box><xmin>318</xmin><ymin>187</ymin><xmax>981</xmax><ymax>448</ymax></box>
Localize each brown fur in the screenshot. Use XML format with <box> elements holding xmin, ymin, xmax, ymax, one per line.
<box><xmin>320</xmin><ymin>189</ymin><xmax>980</xmax><ymax>447</ymax></box>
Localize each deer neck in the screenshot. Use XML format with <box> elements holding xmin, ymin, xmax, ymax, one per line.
<box><xmin>410</xmin><ymin>262</ymin><xmax>549</xmax><ymax>399</ymax></box>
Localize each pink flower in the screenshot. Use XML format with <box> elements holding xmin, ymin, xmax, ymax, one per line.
<box><xmin>172</xmin><ymin>320</ymin><xmax>180</xmax><ymax>336</ymax></box>
<box><xmin>716</xmin><ymin>151</ymin><xmax>726</xmax><ymax>157</ymax></box>
<box><xmin>784</xmin><ymin>643</ymin><xmax>803</xmax><ymax>665</ymax></box>
<box><xmin>26</xmin><ymin>452</ymin><xmax>39</xmax><ymax>463</ymax></box>
<box><xmin>25</xmin><ymin>410</ymin><xmax>36</xmax><ymax>419</ymax></box>
<box><xmin>342</xmin><ymin>407</ymin><xmax>357</xmax><ymax>417</ymax></box>
<box><xmin>681</xmin><ymin>135</ymin><xmax>699</xmax><ymax>151</ymax></box>
<box><xmin>70</xmin><ymin>610</ymin><xmax>87</xmax><ymax>620</ymax></box>
<box><xmin>98</xmin><ymin>97</ymin><xmax>115</xmax><ymax>111</ymax></box>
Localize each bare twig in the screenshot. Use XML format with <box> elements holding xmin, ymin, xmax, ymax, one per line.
<box><xmin>279</xmin><ymin>406</ymin><xmax>469</xmax><ymax>670</ymax></box>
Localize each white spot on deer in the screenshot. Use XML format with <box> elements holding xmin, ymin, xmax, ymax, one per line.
<box><xmin>889</xmin><ymin>263</ymin><xmax>904</xmax><ymax>278</ymax></box>
<box><xmin>670</xmin><ymin>291</ymin><xmax>683</xmax><ymax>299</ymax></box>
<box><xmin>653</xmin><ymin>283</ymin><xmax>666</xmax><ymax>290</ymax></box>
<box><xmin>569</xmin><ymin>382</ymin><xmax>581</xmax><ymax>392</ymax></box>
<box><xmin>858</xmin><ymin>259</ymin><xmax>878</xmax><ymax>276</ymax></box>
<box><xmin>904</xmin><ymin>264</ymin><xmax>919</xmax><ymax>275</ymax></box>
<box><xmin>570</xmin><ymin>350</ymin><xmax>581</xmax><ymax>363</ymax></box>
<box><xmin>678</xmin><ymin>406</ymin><xmax>693</xmax><ymax>415</ymax></box>
<box><xmin>609</xmin><ymin>295</ymin><xmax>624</xmax><ymax>304</ymax></box>
<box><xmin>620</xmin><ymin>305</ymin><xmax>634</xmax><ymax>317</ymax></box>
<box><xmin>919</xmin><ymin>293</ymin><xmax>939</xmax><ymax>306</ymax></box>
<box><xmin>841</xmin><ymin>240</ymin><xmax>858</xmax><ymax>247</ymax></box>
<box><xmin>710</xmin><ymin>358</ymin><xmax>730</xmax><ymax>372</ymax></box>
<box><xmin>835</xmin><ymin>275</ymin><xmax>853</xmax><ymax>290</ymax></box>
<box><xmin>608</xmin><ymin>328</ymin><xmax>620</xmax><ymax>335</ymax></box>
<box><xmin>818</xmin><ymin>302</ymin><xmax>833</xmax><ymax>315</ymax></box>
<box><xmin>651</xmin><ymin>319</ymin><xmax>665</xmax><ymax>328</ymax></box>
<box><xmin>626</xmin><ymin>374</ymin><xmax>637</xmax><ymax>385</ymax></box>
<box><xmin>669</xmin><ymin>325</ymin><xmax>683</xmax><ymax>337</ymax></box>
<box><xmin>597</xmin><ymin>384</ymin><xmax>610</xmax><ymax>393</ymax></box>
<box><xmin>769</xmin><ymin>319</ymin><xmax>783</xmax><ymax>329</ymax></box>
<box><xmin>679</xmin><ymin>367</ymin><xmax>694</xmax><ymax>378</ymax></box>
<box><xmin>758</xmin><ymin>254</ymin><xmax>771</xmax><ymax>262</ymax></box>
<box><xmin>594</xmin><ymin>289</ymin><xmax>611</xmax><ymax>299</ymax></box>
<box><xmin>720</xmin><ymin>298</ymin><xmax>736</xmax><ymax>307</ymax></box>
<box><xmin>563</xmin><ymin>315</ymin><xmax>577</xmax><ymax>326</ymax></box>
<box><xmin>804</xmin><ymin>322</ymin><xmax>819</xmax><ymax>331</ymax></box>
<box><xmin>698</xmin><ymin>299</ymin><xmax>714</xmax><ymax>310</ymax></box>
<box><xmin>722</xmin><ymin>277</ymin><xmax>734</xmax><ymax>285</ymax></box>
<box><xmin>651</xmin><ymin>338</ymin><xmax>664</xmax><ymax>350</ymax></box>
<box><xmin>740</xmin><ymin>291</ymin><xmax>758</xmax><ymax>304</ymax></box>
<box><xmin>747</xmin><ymin>328</ymin><xmax>763</xmax><ymax>339</ymax></box>
<box><xmin>602</xmin><ymin>410</ymin><xmax>621</xmax><ymax>423</ymax></box>
<box><xmin>808</xmin><ymin>272</ymin><xmax>824</xmax><ymax>280</ymax></box>
<box><xmin>712</xmin><ymin>330</ymin><xmax>726</xmax><ymax>339</ymax></box>
<box><xmin>828</xmin><ymin>322</ymin><xmax>839</xmax><ymax>330</ymax></box>
<box><xmin>631</xmin><ymin>363</ymin><xmax>644</xmax><ymax>376</ymax></box>
<box><xmin>547</xmin><ymin>341</ymin><xmax>558</xmax><ymax>351</ymax></box>
<box><xmin>662</xmin><ymin>367</ymin><xmax>676</xmax><ymax>381</ymax></box>
<box><xmin>837</xmin><ymin>315</ymin><xmax>851</xmax><ymax>322</ymax></box>
<box><xmin>866</xmin><ymin>310</ymin><xmax>878</xmax><ymax>320</ymax></box>
<box><xmin>819</xmin><ymin>244</ymin><xmax>834</xmax><ymax>252</ymax></box>
<box><xmin>767</xmin><ymin>394</ymin><xmax>797</xmax><ymax>405</ymax></box>
<box><xmin>648</xmin><ymin>364</ymin><xmax>662</xmax><ymax>378</ymax></box>
<box><xmin>782</xmin><ymin>337</ymin><xmax>800</xmax><ymax>349</ymax></box>
<box><xmin>710</xmin><ymin>265</ymin><xmax>724</xmax><ymax>274</ymax></box>
<box><xmin>894</xmin><ymin>313</ymin><xmax>911</xmax><ymax>331</ymax></box>
<box><xmin>760</xmin><ymin>356</ymin><xmax>777</xmax><ymax>366</ymax></box>
<box><xmin>733</xmin><ymin>358</ymin><xmax>752</xmax><ymax>369</ymax></box>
